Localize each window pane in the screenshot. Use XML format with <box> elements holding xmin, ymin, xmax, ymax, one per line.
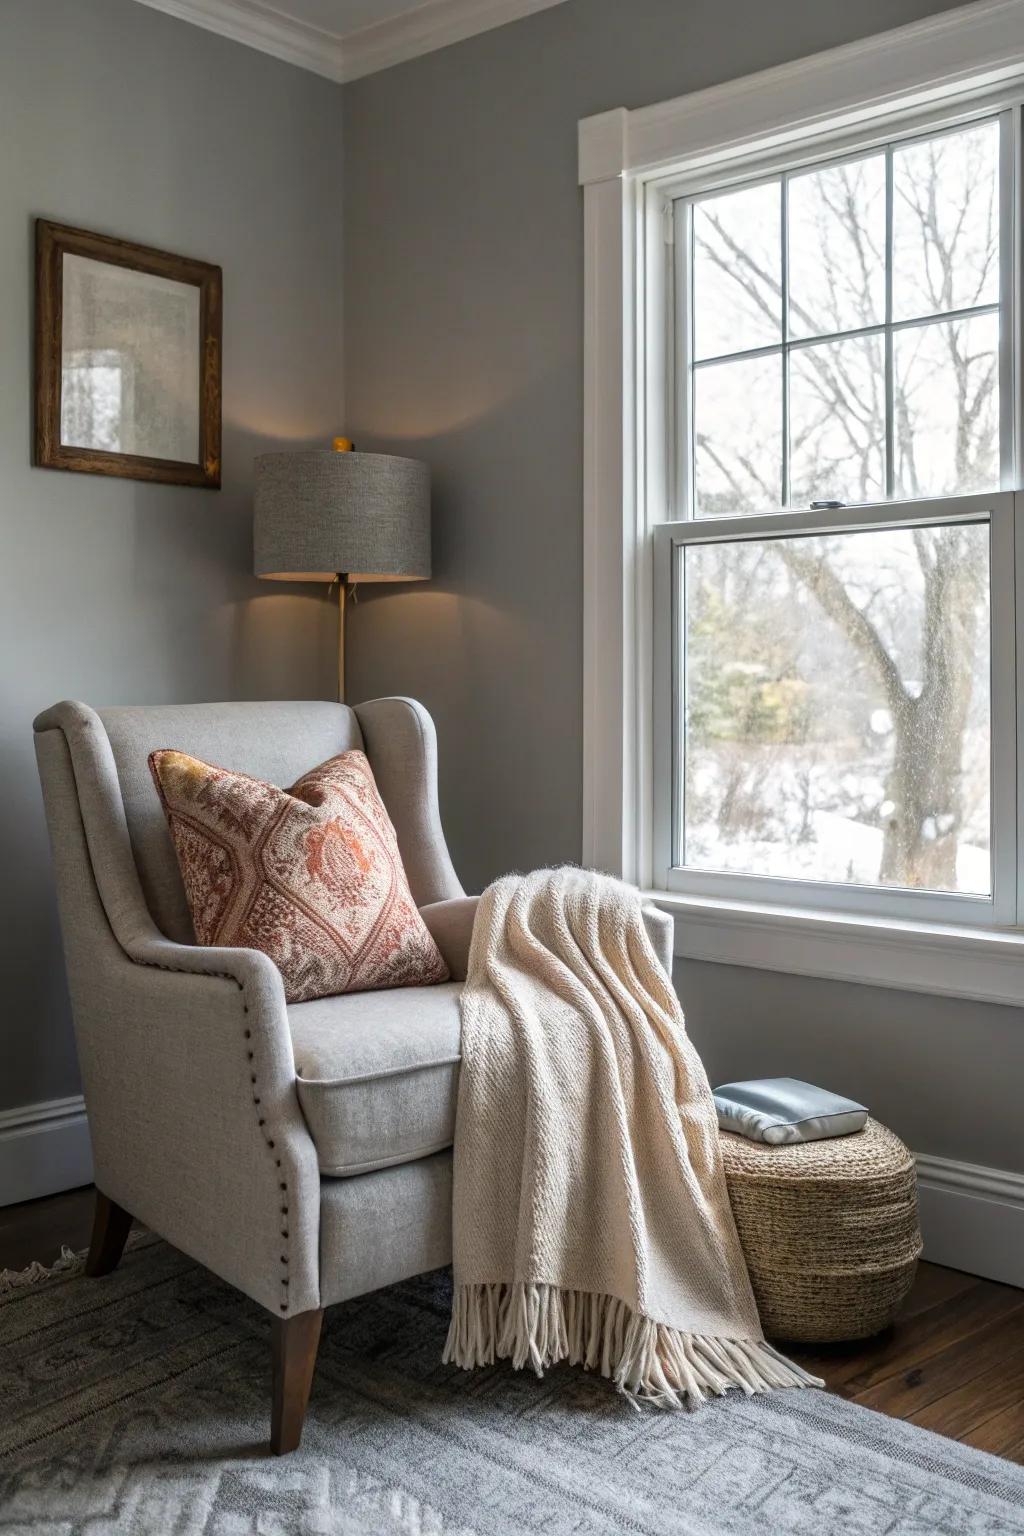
<box><xmin>693</xmin><ymin>182</ymin><xmax>781</xmax><ymax>360</ymax></box>
<box><xmin>694</xmin><ymin>354</ymin><xmax>782</xmax><ymax>516</ymax></box>
<box><xmin>789</xmin><ymin>334</ymin><xmax>885</xmax><ymax>507</ymax></box>
<box><xmin>892</xmin><ymin>119</ymin><xmax>1000</xmax><ymax>322</ymax></box>
<box><xmin>681</xmin><ymin>522</ymin><xmax>991</xmax><ymax>895</ymax></box>
<box><xmin>893</xmin><ymin>313</ymin><xmax>999</xmax><ymax>498</ymax></box>
<box><xmin>788</xmin><ymin>154</ymin><xmax>886</xmax><ymax>339</ymax></box>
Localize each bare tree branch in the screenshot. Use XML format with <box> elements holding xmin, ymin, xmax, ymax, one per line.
<box><xmin>775</xmin><ymin>542</ymin><xmax>910</xmax><ymax>712</ymax></box>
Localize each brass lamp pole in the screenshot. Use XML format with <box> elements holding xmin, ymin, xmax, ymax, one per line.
<box><xmin>253</xmin><ymin>439</ymin><xmax>431</xmax><ymax>702</ymax></box>
<box><xmin>333</xmin><ymin>436</ymin><xmax>350</xmax><ymax>704</ymax></box>
<box><xmin>334</xmin><ymin>570</ymin><xmax>348</xmax><ymax>704</ymax></box>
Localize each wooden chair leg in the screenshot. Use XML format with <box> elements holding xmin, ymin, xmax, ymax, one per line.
<box><xmin>271</xmin><ymin>1308</ymin><xmax>323</xmax><ymax>1455</ymax></box>
<box><xmin>85</xmin><ymin>1190</ymin><xmax>133</xmax><ymax>1277</ymax></box>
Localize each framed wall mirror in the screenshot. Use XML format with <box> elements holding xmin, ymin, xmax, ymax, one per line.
<box><xmin>35</xmin><ymin>220</ymin><xmax>222</xmax><ymax>488</ymax></box>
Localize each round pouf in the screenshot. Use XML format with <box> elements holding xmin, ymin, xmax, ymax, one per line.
<box><xmin>720</xmin><ymin>1118</ymin><xmax>923</xmax><ymax>1343</ymax></box>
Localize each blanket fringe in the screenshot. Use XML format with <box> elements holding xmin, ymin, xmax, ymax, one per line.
<box><xmin>443</xmin><ymin>1282</ymin><xmax>823</xmax><ymax>1407</ymax></box>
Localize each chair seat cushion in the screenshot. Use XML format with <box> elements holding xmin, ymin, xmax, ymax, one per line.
<box><xmin>289</xmin><ymin>982</ymin><xmax>462</xmax><ymax>1176</ymax></box>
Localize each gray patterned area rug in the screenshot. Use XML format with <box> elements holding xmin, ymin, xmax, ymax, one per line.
<box><xmin>3</xmin><ymin>1234</ymin><xmax>1024</xmax><ymax>1535</ymax></box>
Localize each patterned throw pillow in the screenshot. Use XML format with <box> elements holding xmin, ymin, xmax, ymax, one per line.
<box><xmin>148</xmin><ymin>748</ymin><xmax>449</xmax><ymax>1003</ymax></box>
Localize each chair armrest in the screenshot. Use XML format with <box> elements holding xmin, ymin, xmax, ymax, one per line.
<box><xmin>419</xmin><ymin>894</ymin><xmax>674</xmax><ymax>982</ymax></box>
<box><xmin>419</xmin><ymin>896</ymin><xmax>478</xmax><ymax>981</ymax></box>
<box><xmin>125</xmin><ymin>926</ymin><xmax>287</xmax><ymax>1009</ymax></box>
<box><xmin>641</xmin><ymin>902</ymin><xmax>674</xmax><ymax>977</ymax></box>
<box><xmin>78</xmin><ymin>929</ymin><xmax>321</xmax><ymax>1318</ymax></box>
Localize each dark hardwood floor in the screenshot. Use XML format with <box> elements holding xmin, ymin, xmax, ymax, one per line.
<box><xmin>783</xmin><ymin>1264</ymin><xmax>1024</xmax><ymax>1462</ymax></box>
<box><xmin>0</xmin><ymin>1183</ymin><xmax>96</xmax><ymax>1273</ymax></box>
<box><xmin>2</xmin><ymin>1186</ymin><xmax>1022</xmax><ymax>1462</ymax></box>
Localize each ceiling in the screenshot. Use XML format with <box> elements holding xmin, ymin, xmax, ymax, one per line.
<box><xmin>131</xmin><ymin>0</ymin><xmax>569</xmax><ymax>82</ymax></box>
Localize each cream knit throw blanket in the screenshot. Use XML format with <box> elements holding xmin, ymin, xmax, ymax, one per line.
<box><xmin>443</xmin><ymin>867</ymin><xmax>820</xmax><ymax>1406</ymax></box>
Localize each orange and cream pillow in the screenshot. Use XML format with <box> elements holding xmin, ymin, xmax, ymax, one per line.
<box><xmin>148</xmin><ymin>748</ymin><xmax>449</xmax><ymax>1003</ymax></box>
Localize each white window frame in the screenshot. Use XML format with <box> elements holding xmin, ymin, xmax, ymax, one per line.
<box><xmin>670</xmin><ymin>112</ymin><xmax>1016</xmax><ymax>516</ymax></box>
<box><xmin>654</xmin><ymin>494</ymin><xmax>1018</xmax><ymax>926</ymax></box>
<box><xmin>579</xmin><ymin>0</ymin><xmax>1024</xmax><ymax>1002</ymax></box>
<box><xmin>659</xmin><ymin>101</ymin><xmax>1018</xmax><ymax>928</ymax></box>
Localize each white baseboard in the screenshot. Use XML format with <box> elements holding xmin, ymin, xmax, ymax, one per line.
<box><xmin>0</xmin><ymin>1095</ymin><xmax>92</xmax><ymax>1207</ymax></box>
<box><xmin>916</xmin><ymin>1151</ymin><xmax>1024</xmax><ymax>1289</ymax></box>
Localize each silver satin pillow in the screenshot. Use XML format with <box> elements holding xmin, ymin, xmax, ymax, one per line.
<box><xmin>713</xmin><ymin>1077</ymin><xmax>868</xmax><ymax>1145</ymax></box>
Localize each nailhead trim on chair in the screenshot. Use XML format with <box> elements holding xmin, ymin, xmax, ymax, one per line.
<box><xmin>140</xmin><ymin>959</ymin><xmax>293</xmax><ymax>1316</ymax></box>
<box><xmin>237</xmin><ymin>986</ymin><xmax>293</xmax><ymax>1315</ymax></box>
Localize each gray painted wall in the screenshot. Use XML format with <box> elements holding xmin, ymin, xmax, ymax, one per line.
<box><xmin>342</xmin><ymin>0</ymin><xmax>1024</xmax><ymax>1173</ymax></box>
<box><xmin>0</xmin><ymin>0</ymin><xmax>341</xmax><ymax>1112</ymax></box>
<box><xmin>678</xmin><ymin>961</ymin><xmax>1024</xmax><ymax>1172</ymax></box>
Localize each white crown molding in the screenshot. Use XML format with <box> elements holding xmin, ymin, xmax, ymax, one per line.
<box><xmin>341</xmin><ymin>0</ymin><xmax>565</xmax><ymax>81</ymax></box>
<box><xmin>131</xmin><ymin>0</ymin><xmax>568</xmax><ymax>84</ymax></box>
<box><xmin>131</xmin><ymin>0</ymin><xmax>346</xmax><ymax>80</ymax></box>
<box><xmin>0</xmin><ymin>1095</ymin><xmax>92</xmax><ymax>1208</ymax></box>
<box><xmin>579</xmin><ymin>0</ymin><xmax>1024</xmax><ymax>182</ymax></box>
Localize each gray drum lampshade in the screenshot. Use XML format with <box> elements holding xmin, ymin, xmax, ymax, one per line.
<box><xmin>254</xmin><ymin>450</ymin><xmax>430</xmax><ymax>582</ymax></box>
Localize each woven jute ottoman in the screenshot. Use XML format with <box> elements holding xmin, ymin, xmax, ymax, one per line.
<box><xmin>720</xmin><ymin>1117</ymin><xmax>923</xmax><ymax>1343</ymax></box>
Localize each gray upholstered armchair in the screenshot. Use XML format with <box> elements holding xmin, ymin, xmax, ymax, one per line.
<box><xmin>33</xmin><ymin>697</ymin><xmax>673</xmax><ymax>1453</ymax></box>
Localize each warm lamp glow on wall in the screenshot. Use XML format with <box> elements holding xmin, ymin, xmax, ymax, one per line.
<box><xmin>254</xmin><ymin>438</ymin><xmax>431</xmax><ymax>701</ymax></box>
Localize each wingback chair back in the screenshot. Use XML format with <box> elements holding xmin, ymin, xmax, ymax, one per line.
<box><xmin>37</xmin><ymin>696</ymin><xmax>464</xmax><ymax>950</ymax></box>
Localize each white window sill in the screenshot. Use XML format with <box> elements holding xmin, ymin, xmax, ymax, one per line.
<box><xmin>644</xmin><ymin>889</ymin><xmax>1024</xmax><ymax>1006</ymax></box>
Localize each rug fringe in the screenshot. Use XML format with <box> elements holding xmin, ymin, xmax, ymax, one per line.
<box><xmin>0</xmin><ymin>1245</ymin><xmax>82</xmax><ymax>1294</ymax></box>
<box><xmin>0</xmin><ymin>1228</ymin><xmax>155</xmax><ymax>1298</ymax></box>
<box><xmin>443</xmin><ymin>1282</ymin><xmax>823</xmax><ymax>1407</ymax></box>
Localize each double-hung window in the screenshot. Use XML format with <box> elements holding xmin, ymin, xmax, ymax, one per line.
<box><xmin>654</xmin><ymin>105</ymin><xmax>1021</xmax><ymax>925</ymax></box>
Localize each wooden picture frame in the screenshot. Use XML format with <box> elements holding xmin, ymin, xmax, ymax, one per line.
<box><xmin>35</xmin><ymin>220</ymin><xmax>222</xmax><ymax>489</ymax></box>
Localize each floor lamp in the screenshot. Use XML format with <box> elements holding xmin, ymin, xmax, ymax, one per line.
<box><xmin>254</xmin><ymin>445</ymin><xmax>431</xmax><ymax>702</ymax></box>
